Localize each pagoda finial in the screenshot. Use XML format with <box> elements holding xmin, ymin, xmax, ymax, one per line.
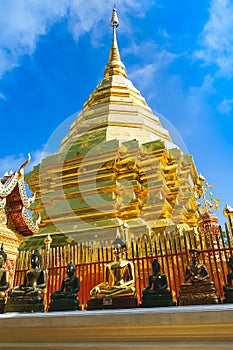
<box><xmin>111</xmin><ymin>3</ymin><xmax>119</xmax><ymax>28</ymax></box>
<box><xmin>104</xmin><ymin>5</ymin><xmax>127</xmax><ymax>78</ymax></box>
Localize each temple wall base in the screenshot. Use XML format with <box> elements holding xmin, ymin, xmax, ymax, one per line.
<box><xmin>0</xmin><ymin>304</ymin><xmax>233</xmax><ymax>349</ymax></box>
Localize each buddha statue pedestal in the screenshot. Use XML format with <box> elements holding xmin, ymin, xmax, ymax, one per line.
<box><xmin>222</xmin><ymin>257</ymin><xmax>233</xmax><ymax>304</ymax></box>
<box><xmin>222</xmin><ymin>289</ymin><xmax>233</xmax><ymax>304</ymax></box>
<box><xmin>87</xmin><ymin>237</ymin><xmax>138</xmax><ymax>310</ymax></box>
<box><xmin>140</xmin><ymin>292</ymin><xmax>176</xmax><ymax>307</ymax></box>
<box><xmin>0</xmin><ymin>299</ymin><xmax>5</xmax><ymax>313</ymax></box>
<box><xmin>178</xmin><ymin>249</ymin><xmax>219</xmax><ymax>306</ymax></box>
<box><xmin>141</xmin><ymin>291</ymin><xmax>175</xmax><ymax>308</ymax></box>
<box><xmin>87</xmin><ymin>296</ymin><xmax>138</xmax><ymax>310</ymax></box>
<box><xmin>178</xmin><ymin>281</ymin><xmax>219</xmax><ymax>306</ymax></box>
<box><xmin>140</xmin><ymin>259</ymin><xmax>175</xmax><ymax>308</ymax></box>
<box><xmin>49</xmin><ymin>298</ymin><xmax>80</xmax><ymax>311</ymax></box>
<box><xmin>5</xmin><ymin>295</ymin><xmax>44</xmax><ymax>313</ymax></box>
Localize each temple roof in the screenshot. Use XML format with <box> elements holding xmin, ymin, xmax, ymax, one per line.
<box><xmin>60</xmin><ymin>6</ymin><xmax>178</xmax><ymax>152</ymax></box>
<box><xmin>0</xmin><ymin>154</ymin><xmax>40</xmax><ymax>236</ymax></box>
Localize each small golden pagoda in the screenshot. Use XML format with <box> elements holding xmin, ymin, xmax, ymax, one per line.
<box><xmin>0</xmin><ymin>154</ymin><xmax>40</xmax><ymax>285</ymax></box>
<box><xmin>25</xmin><ymin>6</ymin><xmax>200</xmax><ymax>249</ymax></box>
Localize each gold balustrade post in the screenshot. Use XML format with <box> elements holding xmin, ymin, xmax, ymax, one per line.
<box><xmin>44</xmin><ymin>234</ymin><xmax>52</xmax><ymax>311</ymax></box>
<box><xmin>223</xmin><ymin>204</ymin><xmax>233</xmax><ymax>238</ymax></box>
<box><xmin>122</xmin><ymin>221</ymin><xmax>129</xmax><ymax>244</ymax></box>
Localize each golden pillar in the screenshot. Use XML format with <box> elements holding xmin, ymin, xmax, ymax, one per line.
<box><xmin>223</xmin><ymin>204</ymin><xmax>233</xmax><ymax>236</ymax></box>
<box><xmin>44</xmin><ymin>234</ymin><xmax>52</xmax><ymax>311</ymax></box>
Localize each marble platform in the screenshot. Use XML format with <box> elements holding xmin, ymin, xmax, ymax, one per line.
<box><xmin>1</xmin><ymin>304</ymin><xmax>233</xmax><ymax>349</ymax></box>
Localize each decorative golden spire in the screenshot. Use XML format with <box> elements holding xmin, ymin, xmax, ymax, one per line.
<box><xmin>104</xmin><ymin>5</ymin><xmax>127</xmax><ymax>78</ymax></box>
<box><xmin>194</xmin><ymin>174</ymin><xmax>220</xmax><ymax>213</ymax></box>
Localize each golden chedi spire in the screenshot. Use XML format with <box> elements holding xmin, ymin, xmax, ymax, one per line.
<box><xmin>104</xmin><ymin>5</ymin><xmax>127</xmax><ymax>78</ymax></box>
<box><xmin>60</xmin><ymin>4</ymin><xmax>174</xmax><ymax>148</ymax></box>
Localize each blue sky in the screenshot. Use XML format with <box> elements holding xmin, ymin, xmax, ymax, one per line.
<box><xmin>0</xmin><ymin>0</ymin><xmax>232</xmax><ymax>225</ymax></box>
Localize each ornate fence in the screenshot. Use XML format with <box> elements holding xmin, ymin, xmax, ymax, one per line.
<box><xmin>14</xmin><ymin>223</ymin><xmax>233</xmax><ymax>310</ymax></box>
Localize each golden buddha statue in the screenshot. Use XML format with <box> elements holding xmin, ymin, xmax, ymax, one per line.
<box><xmin>90</xmin><ymin>238</ymin><xmax>136</xmax><ymax>299</ymax></box>
<box><xmin>0</xmin><ymin>244</ymin><xmax>9</xmax><ymax>312</ymax></box>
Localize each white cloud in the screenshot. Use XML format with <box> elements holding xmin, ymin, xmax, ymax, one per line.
<box><xmin>122</xmin><ymin>40</ymin><xmax>158</xmax><ymax>57</ymax></box>
<box><xmin>29</xmin><ymin>149</ymin><xmax>49</xmax><ymax>170</ymax></box>
<box><xmin>0</xmin><ymin>1</ymin><xmax>69</xmax><ymax>78</ymax></box>
<box><xmin>0</xmin><ymin>149</ymin><xmax>47</xmax><ymax>177</ymax></box>
<box><xmin>122</xmin><ymin>39</ymin><xmax>175</xmax><ymax>64</ymax></box>
<box><xmin>0</xmin><ymin>153</ymin><xmax>25</xmax><ymax>177</ymax></box>
<box><xmin>127</xmin><ymin>44</ymin><xmax>176</xmax><ymax>89</ymax></box>
<box><xmin>195</xmin><ymin>0</ymin><xmax>233</xmax><ymax>78</ymax></box>
<box><xmin>218</xmin><ymin>98</ymin><xmax>233</xmax><ymax>114</ymax></box>
<box><xmin>0</xmin><ymin>0</ymin><xmax>155</xmax><ymax>79</ymax></box>
<box><xmin>0</xmin><ymin>92</ymin><xmax>6</xmax><ymax>100</ymax></box>
<box><xmin>158</xmin><ymin>29</ymin><xmax>171</xmax><ymax>39</ymax></box>
<box><xmin>128</xmin><ymin>63</ymin><xmax>157</xmax><ymax>88</ymax></box>
<box><xmin>187</xmin><ymin>74</ymin><xmax>215</xmax><ymax>110</ymax></box>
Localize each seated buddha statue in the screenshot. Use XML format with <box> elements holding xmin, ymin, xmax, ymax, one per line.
<box><xmin>223</xmin><ymin>257</ymin><xmax>233</xmax><ymax>303</ymax></box>
<box><xmin>184</xmin><ymin>248</ymin><xmax>209</xmax><ymax>283</ymax></box>
<box><xmin>90</xmin><ymin>238</ymin><xmax>135</xmax><ymax>299</ymax></box>
<box><xmin>49</xmin><ymin>262</ymin><xmax>80</xmax><ymax>311</ymax></box>
<box><xmin>87</xmin><ymin>237</ymin><xmax>137</xmax><ymax>309</ymax></box>
<box><xmin>9</xmin><ymin>249</ymin><xmax>46</xmax><ymax>299</ymax></box>
<box><xmin>7</xmin><ymin>250</ymin><xmax>46</xmax><ymax>312</ymax></box>
<box><xmin>178</xmin><ymin>248</ymin><xmax>219</xmax><ymax>305</ymax></box>
<box><xmin>141</xmin><ymin>259</ymin><xmax>174</xmax><ymax>307</ymax></box>
<box><xmin>0</xmin><ymin>244</ymin><xmax>9</xmax><ymax>312</ymax></box>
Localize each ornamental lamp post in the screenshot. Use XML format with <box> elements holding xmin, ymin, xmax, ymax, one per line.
<box><xmin>44</xmin><ymin>234</ymin><xmax>52</xmax><ymax>265</ymax></box>
<box><xmin>148</xmin><ymin>226</ymin><xmax>154</xmax><ymax>257</ymax></box>
<box><xmin>122</xmin><ymin>221</ymin><xmax>129</xmax><ymax>244</ymax></box>
<box><xmin>223</xmin><ymin>204</ymin><xmax>233</xmax><ymax>236</ymax></box>
<box><xmin>44</xmin><ymin>234</ymin><xmax>52</xmax><ymax>311</ymax></box>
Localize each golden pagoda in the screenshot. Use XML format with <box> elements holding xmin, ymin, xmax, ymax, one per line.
<box><xmin>25</xmin><ymin>6</ymin><xmax>200</xmax><ymax>249</ymax></box>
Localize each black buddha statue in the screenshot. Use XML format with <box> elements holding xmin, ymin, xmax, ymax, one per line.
<box><xmin>223</xmin><ymin>257</ymin><xmax>233</xmax><ymax>303</ymax></box>
<box><xmin>0</xmin><ymin>244</ymin><xmax>9</xmax><ymax>313</ymax></box>
<box><xmin>6</xmin><ymin>249</ymin><xmax>46</xmax><ymax>312</ymax></box>
<box><xmin>87</xmin><ymin>237</ymin><xmax>138</xmax><ymax>310</ymax></box>
<box><xmin>49</xmin><ymin>262</ymin><xmax>80</xmax><ymax>311</ymax></box>
<box><xmin>178</xmin><ymin>248</ymin><xmax>219</xmax><ymax>305</ymax></box>
<box><xmin>141</xmin><ymin>259</ymin><xmax>175</xmax><ymax>307</ymax></box>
